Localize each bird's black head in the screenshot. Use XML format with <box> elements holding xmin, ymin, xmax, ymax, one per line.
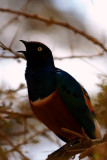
<box><xmin>18</xmin><ymin>40</ymin><xmax>55</xmax><ymax>69</ymax></box>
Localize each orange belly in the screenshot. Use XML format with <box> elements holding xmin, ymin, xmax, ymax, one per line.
<box><xmin>30</xmin><ymin>90</ymin><xmax>82</xmax><ymax>141</ymax></box>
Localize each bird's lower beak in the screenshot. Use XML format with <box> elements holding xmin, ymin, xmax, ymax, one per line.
<box><xmin>17</xmin><ymin>50</ymin><xmax>26</xmax><ymax>54</ymax></box>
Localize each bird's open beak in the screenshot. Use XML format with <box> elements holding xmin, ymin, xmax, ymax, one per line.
<box><xmin>17</xmin><ymin>40</ymin><xmax>28</xmax><ymax>54</ymax></box>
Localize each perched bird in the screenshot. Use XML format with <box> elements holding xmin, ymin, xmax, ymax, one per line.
<box><xmin>18</xmin><ymin>40</ymin><xmax>102</xmax><ymax>142</ymax></box>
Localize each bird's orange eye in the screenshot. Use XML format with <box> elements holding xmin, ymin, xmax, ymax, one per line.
<box><xmin>37</xmin><ymin>47</ymin><xmax>42</xmax><ymax>52</ymax></box>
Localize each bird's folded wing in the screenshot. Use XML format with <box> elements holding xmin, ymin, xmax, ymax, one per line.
<box><xmin>56</xmin><ymin>69</ymin><xmax>96</xmax><ymax>139</ymax></box>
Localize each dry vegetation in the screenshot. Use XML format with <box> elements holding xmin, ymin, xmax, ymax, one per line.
<box><xmin>94</xmin><ymin>81</ymin><xmax>107</xmax><ymax>127</ymax></box>
<box><xmin>0</xmin><ymin>0</ymin><xmax>107</xmax><ymax>160</ymax></box>
<box><xmin>0</xmin><ymin>83</ymin><xmax>50</xmax><ymax>160</ymax></box>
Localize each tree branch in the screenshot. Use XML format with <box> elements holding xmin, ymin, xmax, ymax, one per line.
<box><xmin>0</xmin><ymin>130</ymin><xmax>30</xmax><ymax>160</ymax></box>
<box><xmin>0</xmin><ymin>0</ymin><xmax>32</xmax><ymax>34</ymax></box>
<box><xmin>54</xmin><ymin>52</ymin><xmax>104</xmax><ymax>60</ymax></box>
<box><xmin>1</xmin><ymin>84</ymin><xmax>26</xmax><ymax>94</ymax></box>
<box><xmin>0</xmin><ymin>40</ymin><xmax>104</xmax><ymax>61</ymax></box>
<box><xmin>0</xmin><ymin>109</ymin><xmax>33</xmax><ymax>119</ymax></box>
<box><xmin>46</xmin><ymin>128</ymin><xmax>105</xmax><ymax>160</ymax></box>
<box><xmin>0</xmin><ymin>8</ymin><xmax>107</xmax><ymax>52</ymax></box>
<box><xmin>0</xmin><ymin>41</ymin><xmax>25</xmax><ymax>59</ymax></box>
<box><xmin>6</xmin><ymin>128</ymin><xmax>48</xmax><ymax>153</ymax></box>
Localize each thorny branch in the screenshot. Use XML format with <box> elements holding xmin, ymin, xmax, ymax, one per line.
<box><xmin>0</xmin><ymin>8</ymin><xmax>107</xmax><ymax>52</ymax></box>
<box><xmin>0</xmin><ymin>127</ymin><xmax>49</xmax><ymax>160</ymax></box>
<box><xmin>46</xmin><ymin>128</ymin><xmax>106</xmax><ymax>160</ymax></box>
<box><xmin>0</xmin><ymin>41</ymin><xmax>105</xmax><ymax>60</ymax></box>
<box><xmin>0</xmin><ymin>0</ymin><xmax>32</xmax><ymax>34</ymax></box>
<box><xmin>5</xmin><ymin>128</ymin><xmax>48</xmax><ymax>154</ymax></box>
<box><xmin>1</xmin><ymin>83</ymin><xmax>26</xmax><ymax>94</ymax></box>
<box><xmin>0</xmin><ymin>41</ymin><xmax>25</xmax><ymax>59</ymax></box>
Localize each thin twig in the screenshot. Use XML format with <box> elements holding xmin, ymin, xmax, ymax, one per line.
<box><xmin>61</xmin><ymin>128</ymin><xmax>84</xmax><ymax>139</ymax></box>
<box><xmin>1</xmin><ymin>84</ymin><xmax>26</xmax><ymax>94</ymax></box>
<box><xmin>0</xmin><ymin>109</ymin><xmax>33</xmax><ymax>118</ymax></box>
<box><xmin>0</xmin><ymin>0</ymin><xmax>32</xmax><ymax>34</ymax></box>
<box><xmin>0</xmin><ymin>41</ymin><xmax>25</xmax><ymax>59</ymax></box>
<box><xmin>54</xmin><ymin>52</ymin><xmax>104</xmax><ymax>60</ymax></box>
<box><xmin>0</xmin><ymin>130</ymin><xmax>30</xmax><ymax>160</ymax></box>
<box><xmin>6</xmin><ymin>128</ymin><xmax>48</xmax><ymax>153</ymax></box>
<box><xmin>0</xmin><ymin>41</ymin><xmax>104</xmax><ymax>60</ymax></box>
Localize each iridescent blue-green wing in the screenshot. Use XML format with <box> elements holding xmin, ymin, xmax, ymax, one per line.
<box><xmin>56</xmin><ymin>69</ymin><xmax>96</xmax><ymax>139</ymax></box>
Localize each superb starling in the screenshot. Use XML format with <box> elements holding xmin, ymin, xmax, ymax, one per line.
<box><xmin>19</xmin><ymin>40</ymin><xmax>101</xmax><ymax>142</ymax></box>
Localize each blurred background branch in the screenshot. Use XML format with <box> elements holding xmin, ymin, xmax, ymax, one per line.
<box><xmin>0</xmin><ymin>41</ymin><xmax>104</xmax><ymax>60</ymax></box>
<box><xmin>0</xmin><ymin>7</ymin><xmax>107</xmax><ymax>52</ymax></box>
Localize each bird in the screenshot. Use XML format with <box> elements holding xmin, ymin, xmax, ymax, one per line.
<box><xmin>18</xmin><ymin>40</ymin><xmax>102</xmax><ymax>143</ymax></box>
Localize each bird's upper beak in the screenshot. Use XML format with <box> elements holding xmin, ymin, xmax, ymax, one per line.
<box><xmin>17</xmin><ymin>40</ymin><xmax>28</xmax><ymax>54</ymax></box>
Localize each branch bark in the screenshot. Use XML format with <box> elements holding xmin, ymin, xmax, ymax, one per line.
<box><xmin>0</xmin><ymin>8</ymin><xmax>107</xmax><ymax>52</ymax></box>
<box><xmin>46</xmin><ymin>128</ymin><xmax>105</xmax><ymax>160</ymax></box>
